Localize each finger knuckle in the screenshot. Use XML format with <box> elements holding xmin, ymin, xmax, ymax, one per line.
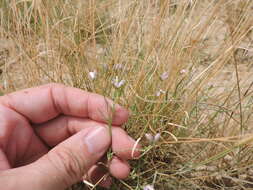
<box><xmin>0</xmin><ymin>105</ymin><xmax>26</xmax><ymax>148</ymax></box>
<box><xmin>48</xmin><ymin>147</ymin><xmax>85</xmax><ymax>186</ymax></box>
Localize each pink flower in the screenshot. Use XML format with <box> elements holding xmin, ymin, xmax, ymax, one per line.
<box><xmin>112</xmin><ymin>76</ymin><xmax>125</xmax><ymax>88</ymax></box>
<box><xmin>145</xmin><ymin>133</ymin><xmax>161</xmax><ymax>144</ymax></box>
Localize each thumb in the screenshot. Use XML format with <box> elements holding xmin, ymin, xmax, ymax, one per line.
<box><xmin>0</xmin><ymin>126</ymin><xmax>111</xmax><ymax>190</ymax></box>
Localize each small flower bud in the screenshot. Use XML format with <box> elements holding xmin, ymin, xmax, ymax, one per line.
<box><xmin>112</xmin><ymin>76</ymin><xmax>125</xmax><ymax>88</ymax></box>
<box><xmin>160</xmin><ymin>72</ymin><xmax>169</xmax><ymax>80</ymax></box>
<box><xmin>88</xmin><ymin>71</ymin><xmax>97</xmax><ymax>80</ymax></box>
<box><xmin>153</xmin><ymin>133</ymin><xmax>161</xmax><ymax>143</ymax></box>
<box><xmin>145</xmin><ymin>133</ymin><xmax>154</xmax><ymax>143</ymax></box>
<box><xmin>156</xmin><ymin>89</ymin><xmax>166</xmax><ymax>97</ymax></box>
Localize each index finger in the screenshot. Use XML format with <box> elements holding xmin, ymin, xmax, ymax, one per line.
<box><xmin>0</xmin><ymin>83</ymin><xmax>129</xmax><ymax>125</ymax></box>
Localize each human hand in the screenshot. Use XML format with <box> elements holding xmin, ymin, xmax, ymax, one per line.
<box><xmin>0</xmin><ymin>83</ymin><xmax>140</xmax><ymax>190</ymax></box>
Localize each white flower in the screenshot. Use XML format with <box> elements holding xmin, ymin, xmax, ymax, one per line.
<box><xmin>180</xmin><ymin>69</ymin><xmax>187</xmax><ymax>74</ymax></box>
<box><xmin>160</xmin><ymin>72</ymin><xmax>169</xmax><ymax>80</ymax></box>
<box><xmin>88</xmin><ymin>71</ymin><xmax>97</xmax><ymax>80</ymax></box>
<box><xmin>224</xmin><ymin>155</ymin><xmax>232</xmax><ymax>161</ymax></box>
<box><xmin>145</xmin><ymin>133</ymin><xmax>161</xmax><ymax>144</ymax></box>
<box><xmin>153</xmin><ymin>133</ymin><xmax>161</xmax><ymax>143</ymax></box>
<box><xmin>143</xmin><ymin>184</ymin><xmax>154</xmax><ymax>190</ymax></box>
<box><xmin>112</xmin><ymin>76</ymin><xmax>125</xmax><ymax>88</ymax></box>
<box><xmin>156</xmin><ymin>89</ymin><xmax>166</xmax><ymax>97</ymax></box>
<box><xmin>145</xmin><ymin>133</ymin><xmax>153</xmax><ymax>142</ymax></box>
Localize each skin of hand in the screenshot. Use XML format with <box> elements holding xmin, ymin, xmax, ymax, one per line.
<box><xmin>0</xmin><ymin>83</ymin><xmax>141</xmax><ymax>190</ymax></box>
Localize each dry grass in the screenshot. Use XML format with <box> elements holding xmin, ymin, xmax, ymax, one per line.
<box><xmin>1</xmin><ymin>0</ymin><xmax>253</xmax><ymax>189</ymax></box>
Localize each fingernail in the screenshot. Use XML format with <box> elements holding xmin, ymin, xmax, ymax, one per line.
<box><xmin>85</xmin><ymin>127</ymin><xmax>110</xmax><ymax>154</ymax></box>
